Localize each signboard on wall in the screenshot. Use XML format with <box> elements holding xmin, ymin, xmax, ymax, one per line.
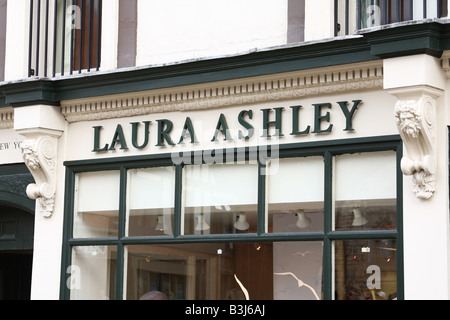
<box><xmin>0</xmin><ymin>129</ymin><xmax>24</xmax><ymax>165</ymax></box>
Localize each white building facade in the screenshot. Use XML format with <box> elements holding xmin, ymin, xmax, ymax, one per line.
<box><xmin>0</xmin><ymin>0</ymin><xmax>450</xmax><ymax>300</ymax></box>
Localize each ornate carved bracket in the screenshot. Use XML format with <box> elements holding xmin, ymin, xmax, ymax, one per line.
<box><xmin>18</xmin><ymin>129</ymin><xmax>62</xmax><ymax>217</ymax></box>
<box><xmin>391</xmin><ymin>86</ymin><xmax>441</xmax><ymax>200</ymax></box>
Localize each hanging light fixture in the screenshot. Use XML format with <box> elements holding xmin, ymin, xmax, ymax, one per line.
<box><xmin>234</xmin><ymin>213</ymin><xmax>249</xmax><ymax>231</ymax></box>
<box><xmin>155</xmin><ymin>215</ymin><xmax>165</xmax><ymax>232</ymax></box>
<box><xmin>155</xmin><ymin>215</ymin><xmax>172</xmax><ymax>235</ymax></box>
<box><xmin>352</xmin><ymin>208</ymin><xmax>368</xmax><ymax>227</ymax></box>
<box><xmin>296</xmin><ymin>210</ymin><xmax>311</xmax><ymax>229</ymax></box>
<box><xmin>195</xmin><ymin>213</ymin><xmax>210</xmax><ymax>231</ymax></box>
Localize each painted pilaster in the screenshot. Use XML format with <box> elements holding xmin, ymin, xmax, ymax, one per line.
<box><xmin>385</xmin><ymin>54</ymin><xmax>450</xmax><ymax>299</ymax></box>
<box><xmin>14</xmin><ymin>104</ymin><xmax>66</xmax><ymax>300</ymax></box>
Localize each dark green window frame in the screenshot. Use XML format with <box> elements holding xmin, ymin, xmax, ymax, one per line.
<box><xmin>60</xmin><ymin>135</ymin><xmax>404</xmax><ymax>300</ymax></box>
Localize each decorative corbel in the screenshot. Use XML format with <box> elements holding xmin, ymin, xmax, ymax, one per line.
<box><xmin>391</xmin><ymin>86</ymin><xmax>441</xmax><ymax>200</ymax></box>
<box><xmin>19</xmin><ymin>130</ymin><xmax>62</xmax><ymax>217</ymax></box>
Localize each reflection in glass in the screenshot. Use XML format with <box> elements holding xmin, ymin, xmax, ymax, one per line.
<box><xmin>73</xmin><ymin>171</ymin><xmax>120</xmax><ymax>238</ymax></box>
<box><xmin>183</xmin><ymin>164</ymin><xmax>258</xmax><ymax>235</ymax></box>
<box><xmin>334</xmin><ymin>240</ymin><xmax>397</xmax><ymax>300</ymax></box>
<box><xmin>268</xmin><ymin>157</ymin><xmax>324</xmax><ymax>233</ymax></box>
<box><xmin>334</xmin><ymin>151</ymin><xmax>397</xmax><ymax>231</ymax></box>
<box><xmin>125</xmin><ymin>242</ymin><xmax>323</xmax><ymax>300</ymax></box>
<box><xmin>273</xmin><ymin>241</ymin><xmax>323</xmax><ymax>300</ymax></box>
<box><xmin>70</xmin><ymin>246</ymin><xmax>117</xmax><ymax>300</ymax></box>
<box><xmin>127</xmin><ymin>167</ymin><xmax>175</xmax><ymax>237</ymax></box>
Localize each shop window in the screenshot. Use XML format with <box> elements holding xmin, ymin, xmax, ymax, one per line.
<box><xmin>267</xmin><ymin>156</ymin><xmax>324</xmax><ymax>233</ymax></box>
<box><xmin>183</xmin><ymin>164</ymin><xmax>259</xmax><ymax>235</ymax></box>
<box><xmin>334</xmin><ymin>151</ymin><xmax>397</xmax><ymax>231</ymax></box>
<box><xmin>70</xmin><ymin>245</ymin><xmax>117</xmax><ymax>300</ymax></box>
<box><xmin>127</xmin><ymin>167</ymin><xmax>175</xmax><ymax>237</ymax></box>
<box><xmin>335</xmin><ymin>239</ymin><xmax>398</xmax><ymax>300</ymax></box>
<box><xmin>63</xmin><ymin>139</ymin><xmax>402</xmax><ymax>300</ymax></box>
<box><xmin>73</xmin><ymin>170</ymin><xmax>120</xmax><ymax>238</ymax></box>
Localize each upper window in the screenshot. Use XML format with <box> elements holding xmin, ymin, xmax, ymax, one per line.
<box><xmin>335</xmin><ymin>0</ymin><xmax>448</xmax><ymax>36</ymax></box>
<box><xmin>28</xmin><ymin>0</ymin><xmax>102</xmax><ymax>77</ymax></box>
<box><xmin>63</xmin><ymin>138</ymin><xmax>403</xmax><ymax>300</ymax></box>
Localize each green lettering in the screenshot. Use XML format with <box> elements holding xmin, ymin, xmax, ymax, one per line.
<box><xmin>92</xmin><ymin>126</ymin><xmax>109</xmax><ymax>152</ymax></box>
<box><xmin>179</xmin><ymin>117</ymin><xmax>199</xmax><ymax>144</ymax></box>
<box><xmin>290</xmin><ymin>105</ymin><xmax>310</xmax><ymax>136</ymax></box>
<box><xmin>156</xmin><ymin>119</ymin><xmax>175</xmax><ymax>146</ymax></box>
<box><xmin>212</xmin><ymin>114</ymin><xmax>233</xmax><ymax>141</ymax></box>
<box><xmin>261</xmin><ymin>107</ymin><xmax>285</xmax><ymax>137</ymax></box>
<box><xmin>313</xmin><ymin>103</ymin><xmax>333</xmax><ymax>134</ymax></box>
<box><xmin>338</xmin><ymin>100</ymin><xmax>362</xmax><ymax>131</ymax></box>
<box><xmin>131</xmin><ymin>121</ymin><xmax>151</xmax><ymax>149</ymax></box>
<box><xmin>238</xmin><ymin>110</ymin><xmax>254</xmax><ymax>140</ymax></box>
<box><xmin>109</xmin><ymin>124</ymin><xmax>129</xmax><ymax>150</ymax></box>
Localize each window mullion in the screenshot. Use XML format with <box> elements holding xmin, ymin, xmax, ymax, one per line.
<box><xmin>396</xmin><ymin>144</ymin><xmax>405</xmax><ymax>300</ymax></box>
<box><xmin>174</xmin><ymin>164</ymin><xmax>183</xmax><ymax>238</ymax></box>
<box><xmin>116</xmin><ymin>167</ymin><xmax>127</xmax><ymax>300</ymax></box>
<box><xmin>118</xmin><ymin>167</ymin><xmax>127</xmax><ymax>239</ymax></box>
<box><xmin>323</xmin><ymin>151</ymin><xmax>333</xmax><ymax>300</ymax></box>
<box><xmin>257</xmin><ymin>160</ymin><xmax>267</xmax><ymax>236</ymax></box>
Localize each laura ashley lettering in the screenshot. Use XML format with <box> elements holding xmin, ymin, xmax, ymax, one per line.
<box><xmin>92</xmin><ymin>101</ymin><xmax>362</xmax><ymax>152</ymax></box>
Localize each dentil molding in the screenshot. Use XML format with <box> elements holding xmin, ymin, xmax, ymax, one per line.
<box><xmin>391</xmin><ymin>86</ymin><xmax>441</xmax><ymax>200</ymax></box>
<box><xmin>0</xmin><ymin>108</ymin><xmax>14</xmax><ymax>130</ymax></box>
<box><xmin>60</xmin><ymin>61</ymin><xmax>384</xmax><ymax>123</ymax></box>
<box><xmin>18</xmin><ymin>129</ymin><xmax>62</xmax><ymax>217</ymax></box>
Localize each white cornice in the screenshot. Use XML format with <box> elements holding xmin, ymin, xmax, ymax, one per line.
<box><xmin>61</xmin><ymin>61</ymin><xmax>384</xmax><ymax>123</ymax></box>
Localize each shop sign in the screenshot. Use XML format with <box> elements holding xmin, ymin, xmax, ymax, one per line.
<box><xmin>0</xmin><ymin>130</ymin><xmax>25</xmax><ymax>165</ymax></box>
<box><xmin>92</xmin><ymin>100</ymin><xmax>362</xmax><ymax>153</ymax></box>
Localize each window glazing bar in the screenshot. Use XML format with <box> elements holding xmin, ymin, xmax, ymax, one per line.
<box><xmin>69</xmin><ymin>0</ymin><xmax>74</xmax><ymax>74</ymax></box>
<box><xmin>87</xmin><ymin>0</ymin><xmax>91</xmax><ymax>72</ymax></box>
<box><xmin>44</xmin><ymin>0</ymin><xmax>49</xmax><ymax>77</ymax></box>
<box><xmin>28</xmin><ymin>0</ymin><xmax>34</xmax><ymax>77</ymax></box>
<box><xmin>61</xmin><ymin>0</ymin><xmax>66</xmax><ymax>75</ymax></box>
<box><xmin>52</xmin><ymin>0</ymin><xmax>58</xmax><ymax>77</ymax></box>
<box><xmin>357</xmin><ymin>0</ymin><xmax>362</xmax><ymax>30</ymax></box>
<box><xmin>96</xmin><ymin>0</ymin><xmax>101</xmax><ymax>71</ymax></box>
<box><xmin>35</xmin><ymin>0</ymin><xmax>41</xmax><ymax>76</ymax></box>
<box><xmin>78</xmin><ymin>0</ymin><xmax>83</xmax><ymax>73</ymax></box>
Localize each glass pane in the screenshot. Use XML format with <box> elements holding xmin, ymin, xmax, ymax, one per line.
<box><xmin>334</xmin><ymin>151</ymin><xmax>397</xmax><ymax>231</ymax></box>
<box><xmin>70</xmin><ymin>245</ymin><xmax>117</xmax><ymax>300</ymax></box>
<box><xmin>267</xmin><ymin>157</ymin><xmax>324</xmax><ymax>233</ymax></box>
<box><xmin>127</xmin><ymin>167</ymin><xmax>175</xmax><ymax>237</ymax></box>
<box><xmin>335</xmin><ymin>240</ymin><xmax>397</xmax><ymax>300</ymax></box>
<box><xmin>125</xmin><ymin>241</ymin><xmax>323</xmax><ymax>300</ymax></box>
<box><xmin>183</xmin><ymin>164</ymin><xmax>258</xmax><ymax>235</ymax></box>
<box><xmin>74</xmin><ymin>171</ymin><xmax>120</xmax><ymax>238</ymax></box>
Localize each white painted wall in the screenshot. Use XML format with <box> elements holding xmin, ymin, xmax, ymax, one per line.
<box><xmin>136</xmin><ymin>0</ymin><xmax>288</xmax><ymax>67</ymax></box>
<box><xmin>384</xmin><ymin>54</ymin><xmax>450</xmax><ymax>300</ymax></box>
